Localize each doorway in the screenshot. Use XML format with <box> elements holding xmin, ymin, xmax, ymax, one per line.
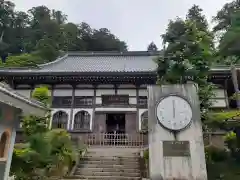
<box><xmin>106</xmin><ymin>113</ymin><xmax>125</xmax><ymax>134</ymax></box>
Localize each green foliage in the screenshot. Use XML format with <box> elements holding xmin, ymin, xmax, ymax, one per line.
<box><xmin>143</xmin><ymin>149</ymin><xmax>149</xmax><ymax>161</ymax></box>
<box><xmin>157</xmin><ymin>6</ymin><xmax>214</xmax><ymax>119</ymax></box>
<box><xmin>22</xmin><ymin>115</ymin><xmax>49</xmax><ymax>137</ymax></box>
<box><xmin>205</xmin><ymin>145</ymin><xmax>229</xmax><ymax>164</ymax></box>
<box><xmin>0</xmin><ymin>53</ymin><xmax>44</xmax><ymax>67</ymax></box>
<box><xmin>11</xmin><ymin>86</ymin><xmax>78</xmax><ymax>180</ymax></box>
<box><xmin>206</xmin><ymin>110</ymin><xmax>240</xmax><ymax>129</ymax></box>
<box><xmin>0</xmin><ymin>2</ymin><xmax>128</xmax><ymax>63</ymax></box>
<box><xmin>213</xmin><ymin>0</ymin><xmax>240</xmax><ymax>32</ymax></box>
<box><xmin>32</xmin><ymin>86</ymin><xmax>51</xmax><ymax>106</ymax></box>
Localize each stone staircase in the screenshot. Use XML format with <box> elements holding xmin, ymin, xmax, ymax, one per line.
<box><xmin>65</xmin><ymin>147</ymin><xmax>142</xmax><ymax>180</ymax></box>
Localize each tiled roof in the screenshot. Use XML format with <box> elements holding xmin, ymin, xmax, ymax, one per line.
<box><xmin>0</xmin><ymin>82</ymin><xmax>47</xmax><ymax>110</ymax></box>
<box><xmin>37</xmin><ymin>51</ymin><xmax>158</xmax><ymax>73</ymax></box>
<box><xmin>0</xmin><ymin>51</ymin><xmax>236</xmax><ymax>74</ymax></box>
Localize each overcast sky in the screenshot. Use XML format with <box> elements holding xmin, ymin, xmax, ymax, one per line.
<box><xmin>12</xmin><ymin>0</ymin><xmax>233</xmax><ymax>51</ymax></box>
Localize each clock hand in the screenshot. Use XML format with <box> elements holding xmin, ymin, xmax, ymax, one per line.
<box><xmin>173</xmin><ymin>100</ymin><xmax>176</xmax><ymax>118</ymax></box>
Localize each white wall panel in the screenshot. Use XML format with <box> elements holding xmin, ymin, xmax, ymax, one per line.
<box><xmin>139</xmin><ymin>89</ymin><xmax>148</xmax><ymax>96</ymax></box>
<box><xmin>75</xmin><ymin>89</ymin><xmax>94</xmax><ymax>96</ymax></box>
<box><xmin>53</xmin><ymin>89</ymin><xmax>72</xmax><ymax>96</ymax></box>
<box><xmin>95</xmin><ymin>108</ymin><xmax>137</xmax><ymax>112</ymax></box>
<box><xmin>129</xmin><ymin>97</ymin><xmax>137</xmax><ymax>104</ymax></box>
<box><xmin>96</xmin><ymin>97</ymin><xmax>102</xmax><ymax>104</ymax></box>
<box><xmin>96</xmin><ymin>89</ymin><xmax>115</xmax><ymax>96</ymax></box>
<box><xmin>117</xmin><ymin>89</ymin><xmax>136</xmax><ymax>96</ymax></box>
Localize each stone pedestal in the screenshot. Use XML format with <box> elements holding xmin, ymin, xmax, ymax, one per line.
<box><xmin>148</xmin><ymin>84</ymin><xmax>207</xmax><ymax>180</ymax></box>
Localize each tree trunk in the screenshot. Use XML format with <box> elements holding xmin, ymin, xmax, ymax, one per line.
<box><xmin>231</xmin><ymin>64</ymin><xmax>240</xmax><ymax>109</ymax></box>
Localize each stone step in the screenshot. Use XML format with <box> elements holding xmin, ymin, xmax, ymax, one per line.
<box><xmin>79</xmin><ymin>160</ymin><xmax>139</xmax><ymax>166</ymax></box>
<box><xmin>64</xmin><ymin>175</ymin><xmax>141</xmax><ymax>180</ymax></box>
<box><xmin>78</xmin><ymin>163</ymin><xmax>139</xmax><ymax>169</ymax></box>
<box><xmin>75</xmin><ymin>167</ymin><xmax>140</xmax><ymax>173</ymax></box>
<box><xmin>81</xmin><ymin>157</ymin><xmax>139</xmax><ymax>163</ymax></box>
<box><xmin>74</xmin><ymin>170</ymin><xmax>140</xmax><ymax>177</ymax></box>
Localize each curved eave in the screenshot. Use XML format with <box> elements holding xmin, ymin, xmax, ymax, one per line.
<box><xmin>0</xmin><ymin>83</ymin><xmax>48</xmax><ymax>116</ymax></box>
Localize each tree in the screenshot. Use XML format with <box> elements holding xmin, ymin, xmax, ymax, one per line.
<box><xmin>186</xmin><ymin>4</ymin><xmax>208</xmax><ymax>32</ymax></box>
<box><xmin>218</xmin><ymin>11</ymin><xmax>240</xmax><ymax>109</ymax></box>
<box><xmin>213</xmin><ymin>0</ymin><xmax>240</xmax><ymax>32</ymax></box>
<box><xmin>11</xmin><ymin>86</ymin><xmax>76</xmax><ymax>180</ymax></box>
<box><xmin>147</xmin><ymin>42</ymin><xmax>158</xmax><ymax>51</ymax></box>
<box><xmin>157</xmin><ymin>14</ymin><xmax>214</xmax><ymax>119</ymax></box>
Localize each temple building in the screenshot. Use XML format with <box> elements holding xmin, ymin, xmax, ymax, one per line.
<box><xmin>0</xmin><ymin>51</ymin><xmax>235</xmax><ymax>145</ymax></box>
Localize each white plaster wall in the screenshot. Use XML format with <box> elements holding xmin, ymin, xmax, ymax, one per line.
<box><xmin>129</xmin><ymin>97</ymin><xmax>137</xmax><ymax>104</ymax></box>
<box><xmin>16</xmin><ymin>90</ymin><xmax>31</xmax><ymax>98</ymax></box>
<box><xmin>51</xmin><ymin>109</ymin><xmax>71</xmax><ymax>129</ymax></box>
<box><xmin>75</xmin><ymin>89</ymin><xmax>94</xmax><ymax>96</ymax></box>
<box><xmin>53</xmin><ymin>89</ymin><xmax>72</xmax><ymax>96</ymax></box>
<box><xmin>139</xmin><ymin>89</ymin><xmax>148</xmax><ymax>96</ymax></box>
<box><xmin>139</xmin><ymin>109</ymin><xmax>148</xmax><ymax>130</ymax></box>
<box><xmin>96</xmin><ymin>89</ymin><xmax>115</xmax><ymax>96</ymax></box>
<box><xmin>72</xmin><ymin>109</ymin><xmax>94</xmax><ymax>130</ymax></box>
<box><xmin>117</xmin><ymin>89</ymin><xmax>136</xmax><ymax>96</ymax></box>
<box><xmin>96</xmin><ymin>97</ymin><xmax>102</xmax><ymax>104</ymax></box>
<box><xmin>95</xmin><ymin>107</ymin><xmax>137</xmax><ymax>112</ymax></box>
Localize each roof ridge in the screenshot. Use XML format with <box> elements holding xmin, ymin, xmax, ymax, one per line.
<box><xmin>38</xmin><ymin>54</ymin><xmax>68</xmax><ymax>68</ymax></box>
<box><xmin>67</xmin><ymin>51</ymin><xmax>162</xmax><ymax>57</ymax></box>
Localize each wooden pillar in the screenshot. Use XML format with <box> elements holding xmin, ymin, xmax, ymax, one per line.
<box><xmin>114</xmin><ymin>84</ymin><xmax>118</xmax><ymax>95</ymax></box>
<box><xmin>136</xmin><ymin>85</ymin><xmax>140</xmax><ymax>132</ymax></box>
<box><xmin>224</xmin><ymin>79</ymin><xmax>230</xmax><ymax>109</ymax></box>
<box><xmin>92</xmin><ymin>84</ymin><xmax>97</xmax><ymax>131</ymax></box>
<box><xmin>69</xmin><ymin>84</ymin><xmax>76</xmax><ymax>130</ymax></box>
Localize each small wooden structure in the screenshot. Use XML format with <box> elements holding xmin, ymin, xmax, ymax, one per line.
<box><xmin>0</xmin><ymin>83</ymin><xmax>47</xmax><ymax>180</ymax></box>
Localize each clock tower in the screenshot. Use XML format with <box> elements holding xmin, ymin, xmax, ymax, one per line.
<box><xmin>148</xmin><ymin>84</ymin><xmax>208</xmax><ymax>180</ymax></box>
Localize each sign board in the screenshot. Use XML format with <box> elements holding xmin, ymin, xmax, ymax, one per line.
<box><xmin>163</xmin><ymin>141</ymin><xmax>190</xmax><ymax>157</ymax></box>
<box><xmin>102</xmin><ymin>95</ymin><xmax>129</xmax><ymax>105</ymax></box>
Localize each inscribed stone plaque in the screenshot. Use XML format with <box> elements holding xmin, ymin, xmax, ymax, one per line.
<box><xmin>163</xmin><ymin>141</ymin><xmax>190</xmax><ymax>157</ymax></box>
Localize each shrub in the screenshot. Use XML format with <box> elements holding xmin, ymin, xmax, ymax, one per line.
<box><xmin>205</xmin><ymin>145</ymin><xmax>229</xmax><ymax>163</ymax></box>
<box><xmin>143</xmin><ymin>149</ymin><xmax>149</xmax><ymax>161</ymax></box>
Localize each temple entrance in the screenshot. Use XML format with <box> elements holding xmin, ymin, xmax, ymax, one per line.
<box><xmin>106</xmin><ymin>113</ymin><xmax>125</xmax><ymax>134</ymax></box>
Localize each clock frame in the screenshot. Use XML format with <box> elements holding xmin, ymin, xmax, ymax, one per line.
<box><xmin>156</xmin><ymin>94</ymin><xmax>193</xmax><ymax>132</ymax></box>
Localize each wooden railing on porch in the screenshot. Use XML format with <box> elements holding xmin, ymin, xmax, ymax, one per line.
<box><xmin>71</xmin><ymin>133</ymin><xmax>148</xmax><ymax>147</ymax></box>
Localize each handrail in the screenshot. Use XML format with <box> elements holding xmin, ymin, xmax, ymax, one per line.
<box><xmin>71</xmin><ymin>133</ymin><xmax>148</xmax><ymax>148</ymax></box>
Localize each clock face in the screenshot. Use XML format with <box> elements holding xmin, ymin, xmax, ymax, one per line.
<box><xmin>156</xmin><ymin>95</ymin><xmax>192</xmax><ymax>131</ymax></box>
